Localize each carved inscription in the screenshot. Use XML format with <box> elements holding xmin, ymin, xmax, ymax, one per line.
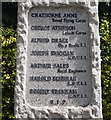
<box><xmin>26</xmin><ymin>7</ymin><xmax>92</xmax><ymax>107</ymax></box>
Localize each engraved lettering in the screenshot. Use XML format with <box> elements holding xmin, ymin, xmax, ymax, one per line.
<box><xmin>69</xmin><ymin>43</ymin><xmax>87</xmax><ymax>48</ymax></box>
<box><xmin>76</xmin><ymin>31</ymin><xmax>86</xmax><ymax>35</ymax></box>
<box><xmin>53</xmin><ymin>63</ymin><xmax>69</xmax><ymax>69</ymax></box>
<box><xmin>30</xmin><ymin>51</ymin><xmax>49</xmax><ymax>56</ymax></box>
<box><xmin>68</xmin><ymin>56</ymin><xmax>87</xmax><ymax>60</ymax></box>
<box><xmin>68</xmin><ymin>94</ymin><xmax>87</xmax><ymax>98</ymax></box>
<box><xmin>63</xmin><ymin>13</ymin><xmax>77</xmax><ymax>18</ymax></box>
<box><xmin>67</xmin><ymin>81</ymin><xmax>87</xmax><ymax>86</ymax></box>
<box><xmin>51</xmin><ymin>51</ymin><xmax>74</xmax><ymax>56</ymax></box>
<box><xmin>63</xmin><ymin>18</ymin><xmax>75</xmax><ymax>24</ymax></box>
<box><xmin>51</xmin><ymin>89</ymin><xmax>77</xmax><ymax>94</ymax></box>
<box><xmin>57</xmin><ymin>69</ymin><xmax>67</xmax><ymax>73</ymax></box>
<box><xmin>51</xmin><ymin>38</ymin><xmax>68</xmax><ymax>43</ymax></box>
<box><xmin>31</xmin><ymin>38</ymin><xmax>49</xmax><ymax>43</ymax></box>
<box><xmin>30</xmin><ymin>63</ymin><xmax>51</xmax><ymax>69</ymax></box>
<box><xmin>52</xmin><ymin>76</ymin><xmax>77</xmax><ymax>81</ymax></box>
<box><xmin>30</xmin><ymin>89</ymin><xmax>50</xmax><ymax>94</ymax></box>
<box><xmin>52</xmin><ymin>18</ymin><xmax>62</xmax><ymax>23</ymax></box>
<box><xmin>52</xmin><ymin>26</ymin><xmax>75</xmax><ymax>31</ymax></box>
<box><xmin>31</xmin><ymin>13</ymin><xmax>61</xmax><ymax>18</ymax></box>
<box><xmin>68</xmin><ymin>69</ymin><xmax>86</xmax><ymax>74</ymax></box>
<box><xmin>76</xmin><ymin>18</ymin><xmax>86</xmax><ymax>23</ymax></box>
<box><xmin>31</xmin><ymin>26</ymin><xmax>50</xmax><ymax>31</ymax></box>
<box><xmin>62</xmin><ymin>31</ymin><xmax>75</xmax><ymax>35</ymax></box>
<box><xmin>30</xmin><ymin>76</ymin><xmax>51</xmax><ymax>81</ymax></box>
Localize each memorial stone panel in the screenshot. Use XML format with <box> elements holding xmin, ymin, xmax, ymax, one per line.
<box><xmin>26</xmin><ymin>7</ymin><xmax>92</xmax><ymax>107</ymax></box>
<box><xmin>15</xmin><ymin>1</ymin><xmax>102</xmax><ymax>119</ymax></box>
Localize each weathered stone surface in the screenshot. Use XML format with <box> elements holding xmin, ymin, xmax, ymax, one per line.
<box><xmin>15</xmin><ymin>0</ymin><xmax>102</xmax><ymax>119</ymax></box>
<box><xmin>26</xmin><ymin>7</ymin><xmax>91</xmax><ymax>107</ymax></box>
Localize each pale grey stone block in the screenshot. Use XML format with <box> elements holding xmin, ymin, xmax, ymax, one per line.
<box><xmin>15</xmin><ymin>0</ymin><xmax>102</xmax><ymax>119</ymax></box>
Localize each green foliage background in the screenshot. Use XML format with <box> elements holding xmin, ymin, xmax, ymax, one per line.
<box><xmin>100</xmin><ymin>14</ymin><xmax>111</xmax><ymax>119</ymax></box>
<box><xmin>1</xmin><ymin>27</ymin><xmax>16</xmax><ymax>119</ymax></box>
<box><xmin>1</xmin><ymin>2</ymin><xmax>111</xmax><ymax>120</ymax></box>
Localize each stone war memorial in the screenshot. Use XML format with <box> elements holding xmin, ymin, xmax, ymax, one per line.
<box><xmin>15</xmin><ymin>0</ymin><xmax>102</xmax><ymax>119</ymax></box>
